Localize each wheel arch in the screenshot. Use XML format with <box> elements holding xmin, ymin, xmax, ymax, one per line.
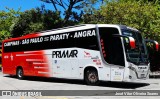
<box><xmin>16</xmin><ymin>66</ymin><xmax>23</xmax><ymax>71</ymax></box>
<box><xmin>16</xmin><ymin>66</ymin><xmax>24</xmax><ymax>79</ymax></box>
<box><xmin>83</xmin><ymin>65</ymin><xmax>99</xmax><ymax>80</ymax></box>
<box><xmin>16</xmin><ymin>66</ymin><xmax>23</xmax><ymax>76</ymax></box>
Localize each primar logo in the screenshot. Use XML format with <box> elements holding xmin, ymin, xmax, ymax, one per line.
<box><xmin>138</xmin><ymin>67</ymin><xmax>147</xmax><ymax>69</ymax></box>
<box><xmin>52</xmin><ymin>50</ymin><xmax>78</xmax><ymax>58</ymax></box>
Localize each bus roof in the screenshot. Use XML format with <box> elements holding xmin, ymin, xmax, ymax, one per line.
<box><xmin>3</xmin><ymin>24</ymin><xmax>137</xmax><ymax>42</ymax></box>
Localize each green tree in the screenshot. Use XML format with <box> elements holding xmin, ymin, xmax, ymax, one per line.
<box><xmin>120</xmin><ymin>0</ymin><xmax>160</xmax><ymax>4</ymax></box>
<box><xmin>0</xmin><ymin>8</ymin><xmax>21</xmax><ymax>41</ymax></box>
<box><xmin>83</xmin><ymin>0</ymin><xmax>160</xmax><ymax>42</ymax></box>
<box><xmin>11</xmin><ymin>7</ymin><xmax>63</xmax><ymax>37</ymax></box>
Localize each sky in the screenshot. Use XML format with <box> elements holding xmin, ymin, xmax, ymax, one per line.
<box><xmin>0</xmin><ymin>0</ymin><xmax>54</xmax><ymax>11</ymax></box>
<box><xmin>0</xmin><ymin>0</ymin><xmax>101</xmax><ymax>18</ymax></box>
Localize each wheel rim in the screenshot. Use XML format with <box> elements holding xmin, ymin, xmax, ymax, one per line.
<box><xmin>88</xmin><ymin>72</ymin><xmax>98</xmax><ymax>83</ymax></box>
<box><xmin>18</xmin><ymin>69</ymin><xmax>22</xmax><ymax>78</ymax></box>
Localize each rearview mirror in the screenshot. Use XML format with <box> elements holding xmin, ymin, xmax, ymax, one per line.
<box><xmin>145</xmin><ymin>39</ymin><xmax>159</xmax><ymax>51</ymax></box>
<box><xmin>128</xmin><ymin>37</ymin><xmax>136</xmax><ymax>49</ymax></box>
<box><xmin>113</xmin><ymin>34</ymin><xmax>136</xmax><ymax>49</ymax></box>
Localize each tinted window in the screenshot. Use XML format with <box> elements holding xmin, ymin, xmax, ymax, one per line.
<box><xmin>3</xmin><ymin>28</ymin><xmax>99</xmax><ymax>52</ymax></box>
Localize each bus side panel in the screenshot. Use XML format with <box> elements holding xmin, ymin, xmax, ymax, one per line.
<box><xmin>12</xmin><ymin>52</ymin><xmax>27</xmax><ymax>75</ymax></box>
<box><xmin>98</xmin><ymin>64</ymin><xmax>111</xmax><ymax>81</ymax></box>
<box><xmin>2</xmin><ymin>53</ymin><xmax>13</xmax><ymax>75</ymax></box>
<box><xmin>13</xmin><ymin>51</ymin><xmax>51</xmax><ymax>77</ymax></box>
<box><xmin>44</xmin><ymin>48</ymin><xmax>105</xmax><ymax>79</ymax></box>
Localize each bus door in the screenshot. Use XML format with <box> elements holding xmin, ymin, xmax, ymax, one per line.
<box><xmin>99</xmin><ymin>27</ymin><xmax>125</xmax><ymax>81</ymax></box>
<box><xmin>110</xmin><ymin>65</ymin><xmax>124</xmax><ymax>81</ymax></box>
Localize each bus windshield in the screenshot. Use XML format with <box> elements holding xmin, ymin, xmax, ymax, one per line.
<box><xmin>122</xmin><ymin>29</ymin><xmax>148</xmax><ymax>65</ymax></box>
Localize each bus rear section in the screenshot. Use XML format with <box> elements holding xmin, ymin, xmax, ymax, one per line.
<box><xmin>2</xmin><ymin>24</ymin><xmax>151</xmax><ymax>85</ymax></box>
<box><xmin>2</xmin><ymin>33</ymin><xmax>51</xmax><ymax>78</ymax></box>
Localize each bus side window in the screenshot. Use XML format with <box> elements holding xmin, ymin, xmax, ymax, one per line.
<box><xmin>73</xmin><ymin>29</ymin><xmax>99</xmax><ymax>51</ymax></box>
<box><xmin>99</xmin><ymin>27</ymin><xmax>125</xmax><ymax>66</ymax></box>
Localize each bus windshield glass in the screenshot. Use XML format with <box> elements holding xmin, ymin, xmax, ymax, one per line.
<box><xmin>122</xmin><ymin>29</ymin><xmax>148</xmax><ymax>65</ymax></box>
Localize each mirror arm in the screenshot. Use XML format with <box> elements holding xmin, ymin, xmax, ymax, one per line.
<box><xmin>112</xmin><ymin>34</ymin><xmax>128</xmax><ymax>38</ymax></box>
<box><xmin>145</xmin><ymin>39</ymin><xmax>159</xmax><ymax>51</ymax></box>
<box><xmin>112</xmin><ymin>34</ymin><xmax>136</xmax><ymax>49</ymax></box>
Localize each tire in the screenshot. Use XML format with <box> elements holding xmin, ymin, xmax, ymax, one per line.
<box><xmin>16</xmin><ymin>68</ymin><xmax>24</xmax><ymax>80</ymax></box>
<box><xmin>84</xmin><ymin>69</ymin><xmax>99</xmax><ymax>85</ymax></box>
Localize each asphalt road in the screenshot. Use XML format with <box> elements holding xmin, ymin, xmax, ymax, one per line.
<box><xmin>0</xmin><ymin>71</ymin><xmax>160</xmax><ymax>99</ymax></box>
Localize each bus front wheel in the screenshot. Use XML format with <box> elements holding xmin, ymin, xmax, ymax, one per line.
<box><xmin>16</xmin><ymin>68</ymin><xmax>24</xmax><ymax>80</ymax></box>
<box><xmin>84</xmin><ymin>69</ymin><xmax>99</xmax><ymax>85</ymax></box>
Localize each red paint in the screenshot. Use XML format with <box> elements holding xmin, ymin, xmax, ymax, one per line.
<box><xmin>129</xmin><ymin>37</ymin><xmax>136</xmax><ymax>49</ymax></box>
<box><xmin>84</xmin><ymin>51</ymin><xmax>90</xmax><ymax>56</ymax></box>
<box><xmin>93</xmin><ymin>59</ymin><xmax>97</xmax><ymax>62</ymax></box>
<box><xmin>154</xmin><ymin>41</ymin><xmax>159</xmax><ymax>51</ymax></box>
<box><xmin>156</xmin><ymin>44</ymin><xmax>159</xmax><ymax>51</ymax></box>
<box><xmin>2</xmin><ymin>33</ymin><xmax>51</xmax><ymax>77</ymax></box>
